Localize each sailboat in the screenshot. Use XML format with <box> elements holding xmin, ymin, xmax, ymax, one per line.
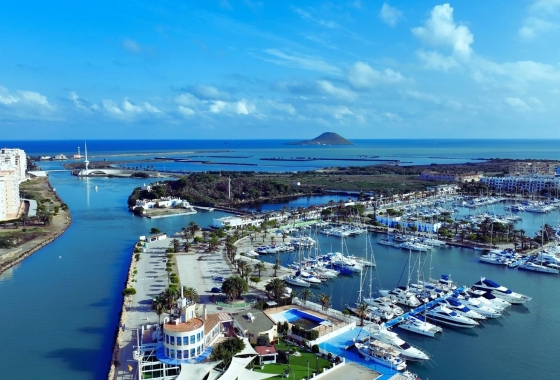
<box><xmin>378</xmin><ymin>217</ymin><xmax>395</xmax><ymax>246</ymax></box>
<box><xmin>519</xmin><ymin>220</ymin><xmax>559</xmax><ymax>274</ymax></box>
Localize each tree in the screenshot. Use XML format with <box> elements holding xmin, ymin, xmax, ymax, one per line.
<box><xmin>254</xmin><ymin>261</ymin><xmax>267</xmax><ymax>279</ymax></box>
<box><xmin>162</xmin><ymin>287</ymin><xmax>180</xmax><ymax>314</ymax></box>
<box><xmin>150</xmin><ymin>227</ymin><xmax>161</xmax><ymax>235</ymax></box>
<box><xmin>256</xmin><ymin>335</ymin><xmax>270</xmax><ymax>346</ymax></box>
<box><xmin>355</xmin><ymin>302</ymin><xmax>369</xmax><ymax>326</ymax></box>
<box><xmin>122</xmin><ymin>287</ymin><xmax>136</xmax><ymax>296</ymax></box>
<box><xmin>170</xmin><ymin>239</ymin><xmax>180</xmax><ymax>253</ymax></box>
<box><xmin>182</xmin><ymin>240</ymin><xmax>190</xmax><ymax>253</ymax></box>
<box><xmin>222</xmin><ymin>276</ymin><xmax>249</xmax><ymax>300</ymax></box>
<box><xmin>152</xmin><ymin>295</ymin><xmax>165</xmax><ymax>325</ymax></box>
<box><xmin>298</xmin><ymin>288</ymin><xmax>314</xmax><ymax>305</ymax></box>
<box><xmin>187</xmin><ymin>221</ymin><xmax>200</xmax><ymax>239</ymax></box>
<box><xmin>318</xmin><ymin>293</ymin><xmax>331</xmax><ymax>311</ymax></box>
<box><xmin>265</xmin><ymin>278</ymin><xmax>286</xmax><ymax>301</ymax></box>
<box><xmin>273</xmin><ymin>257</ymin><xmax>281</xmax><ymax>277</ymax></box>
<box><xmin>182</xmin><ymin>286</ymin><xmax>199</xmax><ymax>304</ymax></box>
<box><xmin>210</xmin><ymin>338</ymin><xmax>246</xmax><ymax>369</ymax></box>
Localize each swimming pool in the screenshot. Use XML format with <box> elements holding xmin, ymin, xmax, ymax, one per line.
<box><xmin>270</xmin><ymin>308</ymin><xmax>327</xmax><ymax>330</ymax></box>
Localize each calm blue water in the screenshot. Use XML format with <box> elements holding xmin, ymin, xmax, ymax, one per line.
<box><xmin>1</xmin><ymin>140</ymin><xmax>559</xmax><ymax>380</ymax></box>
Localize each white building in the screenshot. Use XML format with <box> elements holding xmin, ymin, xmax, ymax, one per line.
<box><xmin>480</xmin><ymin>175</ymin><xmax>560</xmax><ymax>194</ymax></box>
<box><xmin>212</xmin><ymin>215</ymin><xmax>264</xmax><ymax>229</ymax></box>
<box><xmin>0</xmin><ymin>148</ymin><xmax>26</xmax><ymax>221</ymax></box>
<box><xmin>376</xmin><ymin>215</ymin><xmax>442</xmax><ymax>233</ymax></box>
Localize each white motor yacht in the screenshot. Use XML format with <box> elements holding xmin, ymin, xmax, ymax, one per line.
<box><xmin>519</xmin><ymin>260</ymin><xmax>560</xmax><ymax>274</ymax></box>
<box><xmin>448</xmin><ymin>296</ymin><xmax>501</xmax><ymax>318</ymax></box>
<box><xmin>425</xmin><ymin>305</ymin><xmax>479</xmax><ymax>328</ymax></box>
<box><xmin>472</xmin><ymin>277</ymin><xmax>532</xmax><ymax>304</ymax></box>
<box><xmin>298</xmin><ymin>271</ymin><xmax>322</xmax><ymax>284</ymax></box>
<box><xmin>284</xmin><ymin>276</ymin><xmax>310</xmax><ymax>287</ymax></box>
<box><xmin>465</xmin><ymin>289</ymin><xmax>511</xmax><ymax>310</ymax></box>
<box><xmin>370</xmin><ymin>326</ymin><xmax>430</xmax><ymax>361</ymax></box>
<box><xmin>379</xmin><ymin>286</ymin><xmax>422</xmax><ymax>307</ymax></box>
<box><xmin>396</xmin><ymin>315</ymin><xmax>443</xmax><ymax>337</ymax></box>
<box><xmin>364</xmin><ymin>297</ymin><xmax>404</xmax><ymax>316</ymax></box>
<box><xmin>378</xmin><ymin>238</ymin><xmax>395</xmax><ymax>246</ymax></box>
<box><xmin>439</xmin><ymin>299</ymin><xmax>486</xmax><ymax>320</ymax></box>
<box><xmin>355</xmin><ymin>341</ymin><xmax>407</xmax><ymax>371</ymax></box>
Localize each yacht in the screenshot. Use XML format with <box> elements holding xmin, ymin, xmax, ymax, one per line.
<box><xmin>379</xmin><ymin>286</ymin><xmax>422</xmax><ymax>307</ymax></box>
<box><xmin>519</xmin><ymin>260</ymin><xmax>560</xmax><ymax>274</ymax></box>
<box><xmin>370</xmin><ymin>326</ymin><xmax>430</xmax><ymax>361</ymax></box>
<box><xmin>465</xmin><ymin>289</ymin><xmax>511</xmax><ymax>310</ymax></box>
<box><xmin>478</xmin><ymin>253</ymin><xmax>507</xmax><ymax>265</ymax></box>
<box><xmin>283</xmin><ymin>275</ymin><xmax>310</xmax><ymax>287</ymax></box>
<box><xmin>439</xmin><ymin>298</ymin><xmax>486</xmax><ymax>320</ymax></box>
<box><xmin>425</xmin><ymin>305</ymin><xmax>479</xmax><ymax>328</ymax></box>
<box><xmin>448</xmin><ymin>296</ymin><xmax>501</xmax><ymax>318</ymax></box>
<box><xmin>355</xmin><ymin>341</ymin><xmax>407</xmax><ymax>371</ymax></box>
<box><xmin>378</xmin><ymin>238</ymin><xmax>395</xmax><ymax>246</ymax></box>
<box><xmin>472</xmin><ymin>277</ymin><xmax>532</xmax><ymax>304</ymax></box>
<box><xmin>298</xmin><ymin>271</ymin><xmax>322</xmax><ymax>284</ymax></box>
<box><xmin>397</xmin><ymin>241</ymin><xmax>430</xmax><ymax>252</ymax></box>
<box><xmin>364</xmin><ymin>297</ymin><xmax>404</xmax><ymax>316</ymax></box>
<box><xmin>396</xmin><ymin>315</ymin><xmax>443</xmax><ymax>337</ymax></box>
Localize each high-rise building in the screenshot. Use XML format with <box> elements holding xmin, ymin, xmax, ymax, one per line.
<box><xmin>0</xmin><ymin>148</ymin><xmax>27</xmax><ymax>221</ymax></box>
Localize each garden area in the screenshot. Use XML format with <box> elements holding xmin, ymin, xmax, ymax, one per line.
<box><xmin>253</xmin><ymin>340</ymin><xmax>334</xmax><ymax>380</ymax></box>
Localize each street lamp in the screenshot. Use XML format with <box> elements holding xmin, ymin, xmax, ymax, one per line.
<box><xmin>307</xmin><ymin>360</ymin><xmax>309</xmax><ymax>378</ymax></box>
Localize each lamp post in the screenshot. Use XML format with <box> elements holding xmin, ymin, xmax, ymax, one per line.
<box><xmin>307</xmin><ymin>360</ymin><xmax>309</xmax><ymax>378</ymax></box>
<box><xmin>316</xmin><ymin>355</ymin><xmax>318</xmax><ymax>374</ymax></box>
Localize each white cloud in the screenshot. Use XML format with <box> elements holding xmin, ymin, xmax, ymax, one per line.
<box><xmin>122</xmin><ymin>38</ymin><xmax>142</xmax><ymax>54</ymax></box>
<box><xmin>476</xmin><ymin>58</ymin><xmax>560</xmax><ymax>83</ymax></box>
<box><xmin>505</xmin><ymin>97</ymin><xmax>531</xmax><ymax>112</ymax></box>
<box><xmin>261</xmin><ymin>49</ymin><xmax>342</xmax><ymax>75</ymax></box>
<box><xmin>316</xmin><ymin>80</ymin><xmax>356</xmax><ymax>100</ymax></box>
<box><xmin>519</xmin><ymin>17</ymin><xmax>558</xmax><ymax>39</ymax></box>
<box><xmin>183</xmin><ymin>84</ymin><xmax>230</xmax><ymax>100</ymax></box>
<box><xmin>0</xmin><ymin>86</ymin><xmax>54</xmax><ymax>110</ymax></box>
<box><xmin>405</xmin><ymin>90</ymin><xmax>440</xmax><ymax>103</ymax></box>
<box><xmin>291</xmin><ymin>6</ymin><xmax>341</xmax><ymax>29</ymax></box>
<box><xmin>530</xmin><ymin>0</ymin><xmax>560</xmax><ymax>13</ymax></box>
<box><xmin>412</xmin><ymin>3</ymin><xmax>474</xmax><ymax>59</ymax></box>
<box><xmin>347</xmin><ymin>62</ymin><xmax>405</xmax><ymax>89</ymax></box>
<box><xmin>102</xmin><ymin>97</ymin><xmax>161</xmax><ymax>119</ymax></box>
<box><xmin>416</xmin><ymin>50</ymin><xmax>459</xmax><ymax>71</ymax></box>
<box><xmin>380</xmin><ymin>3</ymin><xmax>403</xmax><ymax>27</ymax></box>
<box><xmin>177</xmin><ymin>105</ymin><xmax>195</xmax><ymax>116</ymax></box>
<box><xmin>69</xmin><ymin>91</ymin><xmax>99</xmax><ymax>113</ymax></box>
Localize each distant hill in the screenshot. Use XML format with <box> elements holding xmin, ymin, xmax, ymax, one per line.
<box><xmin>285</xmin><ymin>132</ymin><xmax>353</xmax><ymax>145</ymax></box>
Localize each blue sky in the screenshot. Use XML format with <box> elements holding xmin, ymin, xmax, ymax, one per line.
<box><xmin>2</xmin><ymin>0</ymin><xmax>560</xmax><ymax>139</ymax></box>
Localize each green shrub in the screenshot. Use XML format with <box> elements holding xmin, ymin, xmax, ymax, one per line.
<box><xmin>311</xmin><ymin>344</ymin><xmax>319</xmax><ymax>353</ymax></box>
<box><xmin>122</xmin><ymin>287</ymin><xmax>136</xmax><ymax>296</ymax></box>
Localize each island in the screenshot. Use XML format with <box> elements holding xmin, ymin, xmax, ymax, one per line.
<box><xmin>285</xmin><ymin>132</ymin><xmax>354</xmax><ymax>145</ymax></box>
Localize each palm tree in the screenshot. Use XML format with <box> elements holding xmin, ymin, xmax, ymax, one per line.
<box><xmin>187</xmin><ymin>221</ymin><xmax>200</xmax><ymax>239</ymax></box>
<box><xmin>318</xmin><ymin>293</ymin><xmax>331</xmax><ymax>311</ymax></box>
<box><xmin>273</xmin><ymin>257</ymin><xmax>281</xmax><ymax>277</ymax></box>
<box><xmin>298</xmin><ymin>288</ymin><xmax>314</xmax><ymax>305</ymax></box>
<box><xmin>182</xmin><ymin>241</ymin><xmax>190</xmax><ymax>253</ymax></box>
<box><xmin>265</xmin><ymin>278</ymin><xmax>287</xmax><ymax>301</ymax></box>
<box><xmin>182</xmin><ymin>287</ymin><xmax>199</xmax><ymax>305</ymax></box>
<box><xmin>244</xmin><ymin>266</ymin><xmax>253</xmax><ymax>282</ymax></box>
<box><xmin>170</xmin><ymin>239</ymin><xmax>180</xmax><ymax>253</ymax></box>
<box><xmin>162</xmin><ymin>287</ymin><xmax>180</xmax><ymax>315</ymax></box>
<box><xmin>355</xmin><ymin>302</ymin><xmax>369</xmax><ymax>326</ymax></box>
<box><xmin>254</xmin><ymin>262</ymin><xmax>267</xmax><ymax>278</ymax></box>
<box><xmin>237</xmin><ymin>261</ymin><xmax>247</xmax><ymax>278</ymax></box>
<box><xmin>152</xmin><ymin>295</ymin><xmax>165</xmax><ymax>325</ymax></box>
<box><xmin>222</xmin><ymin>276</ymin><xmax>248</xmax><ymax>300</ymax></box>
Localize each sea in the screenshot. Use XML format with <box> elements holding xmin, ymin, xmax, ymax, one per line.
<box><xmin>1</xmin><ymin>139</ymin><xmax>559</xmax><ymax>380</ymax></box>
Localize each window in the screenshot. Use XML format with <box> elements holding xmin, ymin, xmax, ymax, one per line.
<box><xmin>166</xmin><ymin>348</ymin><xmax>169</xmax><ymax>357</ymax></box>
<box><xmin>190</xmin><ymin>348</ymin><xmax>195</xmax><ymax>357</ymax></box>
<box><xmin>177</xmin><ymin>337</ymin><xmax>182</xmax><ymax>346</ymax></box>
<box><xmin>190</xmin><ymin>335</ymin><xmax>195</xmax><ymax>344</ymax></box>
<box><xmin>170</xmin><ymin>349</ymin><xmax>175</xmax><ymax>359</ymax></box>
<box><xmin>170</xmin><ymin>336</ymin><xmax>175</xmax><ymax>345</ymax></box>
<box><xmin>184</xmin><ymin>350</ymin><xmax>189</xmax><ymax>358</ymax></box>
<box><xmin>183</xmin><ymin>336</ymin><xmax>189</xmax><ymax>345</ymax></box>
<box><xmin>197</xmin><ymin>333</ymin><xmax>200</xmax><ymax>342</ymax></box>
<box><xmin>197</xmin><ymin>346</ymin><xmax>201</xmax><ymax>355</ymax></box>
<box><xmin>177</xmin><ymin>350</ymin><xmax>182</xmax><ymax>359</ymax></box>
<box><xmin>165</xmin><ymin>334</ymin><xmax>169</xmax><ymax>344</ymax></box>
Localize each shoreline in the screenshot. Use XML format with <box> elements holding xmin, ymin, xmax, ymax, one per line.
<box><xmin>0</xmin><ymin>178</ymin><xmax>72</xmax><ymax>276</ymax></box>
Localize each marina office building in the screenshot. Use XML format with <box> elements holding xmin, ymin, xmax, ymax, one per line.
<box><xmin>0</xmin><ymin>148</ymin><xmax>26</xmax><ymax>221</ymax></box>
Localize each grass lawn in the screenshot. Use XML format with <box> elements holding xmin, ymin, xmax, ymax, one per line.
<box><xmin>253</xmin><ymin>341</ymin><xmax>332</xmax><ymax>380</ymax></box>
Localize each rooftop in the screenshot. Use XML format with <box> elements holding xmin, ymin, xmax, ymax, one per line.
<box><xmin>164</xmin><ymin>317</ymin><xmax>204</xmax><ymax>333</ymax></box>
<box><xmin>232</xmin><ymin>308</ymin><xmax>276</xmax><ymax>334</ymax></box>
<box><xmin>204</xmin><ymin>312</ymin><xmax>232</xmax><ymax>335</ymax></box>
<box><xmin>254</xmin><ymin>345</ymin><xmax>278</xmax><ymax>356</ymax></box>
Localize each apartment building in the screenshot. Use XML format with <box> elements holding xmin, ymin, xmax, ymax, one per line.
<box><xmin>0</xmin><ymin>148</ymin><xmax>27</xmax><ymax>221</ymax></box>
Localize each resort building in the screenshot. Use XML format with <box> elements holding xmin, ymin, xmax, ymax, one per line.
<box><xmin>480</xmin><ymin>175</ymin><xmax>560</xmax><ymax>194</ymax></box>
<box><xmin>0</xmin><ymin>148</ymin><xmax>26</xmax><ymax>221</ymax></box>
<box><xmin>135</xmin><ymin>197</ymin><xmax>192</xmax><ymax>210</ymax></box>
<box><xmin>232</xmin><ymin>309</ymin><xmax>277</xmax><ymax>345</ymax></box>
<box><xmin>376</xmin><ymin>215</ymin><xmax>442</xmax><ymax>233</ymax></box>
<box><xmin>509</xmin><ymin>161</ymin><xmax>560</xmax><ymax>176</ymax></box>
<box><xmin>213</xmin><ymin>215</ymin><xmax>264</xmax><ymax>229</ymax></box>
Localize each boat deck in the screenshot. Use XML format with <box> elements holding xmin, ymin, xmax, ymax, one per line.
<box><xmin>321</xmin><ymin>328</ymin><xmax>399</xmax><ymax>379</ymax></box>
